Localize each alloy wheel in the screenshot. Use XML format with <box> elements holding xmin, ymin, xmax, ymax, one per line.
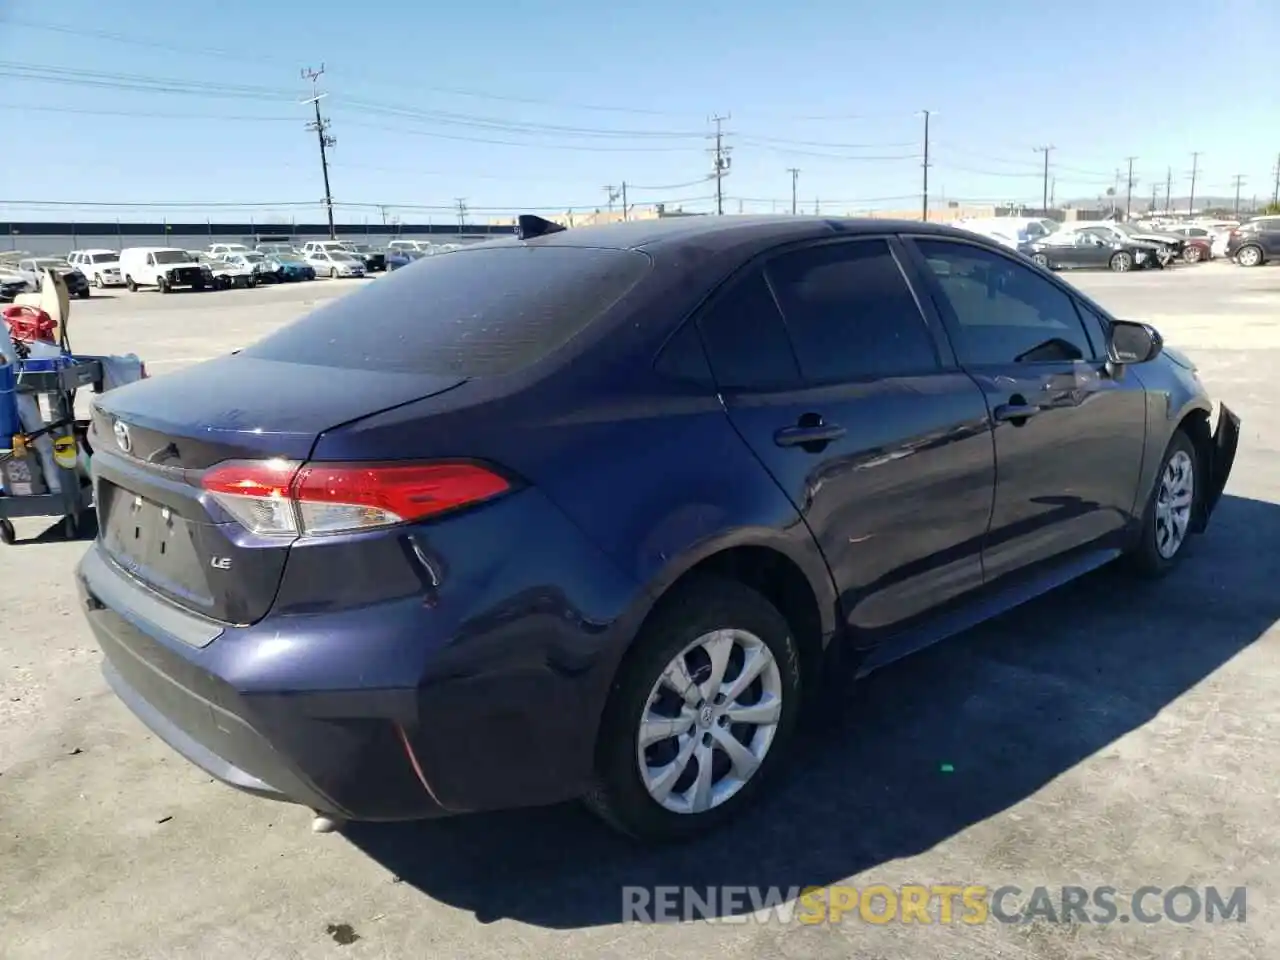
<box><xmin>1155</xmin><ymin>450</ymin><xmax>1194</xmax><ymax>559</ymax></box>
<box><xmin>1237</xmin><ymin>246</ymin><xmax>1262</xmax><ymax>267</ymax></box>
<box><xmin>637</xmin><ymin>628</ymin><xmax>783</xmax><ymax>815</ymax></box>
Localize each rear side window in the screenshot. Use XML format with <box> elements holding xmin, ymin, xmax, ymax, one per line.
<box><xmin>765</xmin><ymin>239</ymin><xmax>940</xmax><ymax>383</ymax></box>
<box><xmin>697</xmin><ymin>270</ymin><xmax>801</xmax><ymax>391</ymax></box>
<box><xmin>242</xmin><ymin>245</ymin><xmax>651</xmax><ymax>376</ymax></box>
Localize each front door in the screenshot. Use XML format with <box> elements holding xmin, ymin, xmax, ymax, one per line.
<box><xmin>905</xmin><ymin>237</ymin><xmax>1148</xmax><ymax>581</ymax></box>
<box><xmin>695</xmin><ymin>237</ymin><xmax>996</xmax><ymax>637</ymax></box>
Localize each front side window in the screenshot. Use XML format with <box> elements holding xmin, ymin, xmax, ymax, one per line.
<box><xmin>914</xmin><ymin>239</ymin><xmax>1096</xmax><ymax>365</ymax></box>
<box><xmin>765</xmin><ymin>239</ymin><xmax>939</xmax><ymax>383</ymax></box>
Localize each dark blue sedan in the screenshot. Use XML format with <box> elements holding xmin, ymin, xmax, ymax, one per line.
<box><xmin>76</xmin><ymin>216</ymin><xmax>1239</xmax><ymax>842</ymax></box>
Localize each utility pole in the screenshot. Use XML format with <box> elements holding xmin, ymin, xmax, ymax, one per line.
<box><xmin>709</xmin><ymin>114</ymin><xmax>732</xmax><ymax>216</ymax></box>
<box><xmin>1150</xmin><ymin>182</ymin><xmax>1158</xmax><ymax>213</ymax></box>
<box><xmin>1034</xmin><ymin>145</ymin><xmax>1053</xmax><ymax>215</ymax></box>
<box><xmin>621</xmin><ymin>182</ymin><xmax>628</xmax><ymax>221</ymax></box>
<box><xmin>1272</xmin><ymin>152</ymin><xmax>1280</xmax><ymax>206</ymax></box>
<box><xmin>921</xmin><ymin>110</ymin><xmax>931</xmax><ymax>221</ymax></box>
<box><xmin>301</xmin><ymin>65</ymin><xmax>336</xmax><ymax>239</ymax></box>
<box><xmin>787</xmin><ymin>167</ymin><xmax>800</xmax><ymax>215</ymax></box>
<box><xmin>1124</xmin><ymin>156</ymin><xmax>1137</xmax><ymax>220</ymax></box>
<box><xmin>454</xmin><ymin>198</ymin><xmax>467</xmax><ymax>232</ymax></box>
<box><xmin>814</xmin><ymin>198</ymin><xmax>820</xmax><ymax>216</ymax></box>
<box><xmin>604</xmin><ymin>185</ymin><xmax>616</xmax><ymax>214</ymax></box>
<box><xmin>1050</xmin><ymin>176</ymin><xmax>1056</xmax><ymax>208</ymax></box>
<box><xmin>1231</xmin><ymin>174</ymin><xmax>1246</xmax><ymax>217</ymax></box>
<box><xmin>1188</xmin><ymin>151</ymin><xmax>1202</xmax><ymax>215</ymax></box>
<box><xmin>1165</xmin><ymin>167</ymin><xmax>1172</xmax><ymax>213</ymax></box>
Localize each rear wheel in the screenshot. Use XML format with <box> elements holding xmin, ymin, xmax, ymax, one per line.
<box><xmin>1237</xmin><ymin>245</ymin><xmax>1264</xmax><ymax>267</ymax></box>
<box><xmin>1032</xmin><ymin>252</ymin><xmax>1050</xmax><ymax>269</ymax></box>
<box><xmin>1127</xmin><ymin>431</ymin><xmax>1199</xmax><ymax>577</ymax></box>
<box><xmin>584</xmin><ymin>576</ymin><xmax>802</xmax><ymax>842</ymax></box>
<box><xmin>0</xmin><ymin>519</ymin><xmax>15</xmax><ymax>546</ymax></box>
<box><xmin>1109</xmin><ymin>251</ymin><xmax>1133</xmax><ymax>272</ymax></box>
<box><xmin>77</xmin><ymin>288</ymin><xmax>90</xmax><ymax>299</ymax></box>
<box><xmin>330</xmin><ymin>267</ymin><xmax>339</xmax><ymax>279</ymax></box>
<box><xmin>157</xmin><ymin>276</ymin><xmax>169</xmax><ymax>294</ymax></box>
<box><xmin>125</xmin><ymin>276</ymin><xmax>137</xmax><ymax>292</ymax></box>
<box><xmin>1182</xmin><ymin>244</ymin><xmax>1203</xmax><ymax>263</ymax></box>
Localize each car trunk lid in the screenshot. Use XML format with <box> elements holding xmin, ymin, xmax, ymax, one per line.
<box><xmin>89</xmin><ymin>353</ymin><xmax>466</xmax><ymax>626</ymax></box>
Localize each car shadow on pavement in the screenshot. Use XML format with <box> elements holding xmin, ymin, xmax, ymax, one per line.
<box><xmin>345</xmin><ymin>492</ymin><xmax>1280</xmax><ymax>929</ymax></box>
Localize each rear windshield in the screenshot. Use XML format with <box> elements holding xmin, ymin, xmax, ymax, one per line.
<box><xmin>243</xmin><ymin>245</ymin><xmax>651</xmax><ymax>376</ymax></box>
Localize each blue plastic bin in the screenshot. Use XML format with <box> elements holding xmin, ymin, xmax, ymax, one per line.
<box><xmin>0</xmin><ymin>360</ymin><xmax>19</xmax><ymax>448</ymax></box>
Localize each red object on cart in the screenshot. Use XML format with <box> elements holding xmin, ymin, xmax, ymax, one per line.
<box><xmin>2</xmin><ymin>305</ymin><xmax>57</xmax><ymax>344</ymax></box>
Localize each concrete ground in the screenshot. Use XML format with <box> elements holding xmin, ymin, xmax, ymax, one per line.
<box><xmin>2</xmin><ymin>263</ymin><xmax>1278</xmax><ymax>959</ymax></box>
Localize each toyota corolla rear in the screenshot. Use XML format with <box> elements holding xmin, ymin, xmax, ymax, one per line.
<box><xmin>76</xmin><ymin>242</ymin><xmax>655</xmax><ymax>821</ymax></box>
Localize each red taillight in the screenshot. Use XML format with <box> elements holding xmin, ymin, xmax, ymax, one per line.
<box><xmin>200</xmin><ymin>459</ymin><xmax>511</xmax><ymax>537</ymax></box>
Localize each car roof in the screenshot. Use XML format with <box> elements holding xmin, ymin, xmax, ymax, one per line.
<box><xmin>497</xmin><ymin>214</ymin><xmax>988</xmax><ymax>254</ymax></box>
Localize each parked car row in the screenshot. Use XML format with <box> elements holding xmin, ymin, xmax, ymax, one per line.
<box><xmin>955</xmin><ymin>214</ymin><xmax>1280</xmax><ymax>273</ymax></box>
<box><xmin>0</xmin><ymin>237</ymin><xmax>467</xmax><ymax>300</ymax></box>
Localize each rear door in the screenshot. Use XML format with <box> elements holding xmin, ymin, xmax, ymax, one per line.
<box><xmin>904</xmin><ymin>236</ymin><xmax>1148</xmax><ymax>580</ymax></box>
<box><xmin>698</xmin><ymin>237</ymin><xmax>996</xmax><ymax>636</ymax></box>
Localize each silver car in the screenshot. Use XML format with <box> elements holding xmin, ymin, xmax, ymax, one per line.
<box><xmin>306</xmin><ymin>250</ymin><xmax>367</xmax><ymax>278</ymax></box>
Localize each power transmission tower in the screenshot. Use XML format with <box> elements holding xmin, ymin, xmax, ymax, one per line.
<box><xmin>1231</xmin><ymin>174</ymin><xmax>1246</xmax><ymax>217</ymax></box>
<box><xmin>921</xmin><ymin>110</ymin><xmax>932</xmax><ymax>221</ymax></box>
<box><xmin>1033</xmin><ymin>145</ymin><xmax>1053</xmax><ymax>215</ymax></box>
<box><xmin>1165</xmin><ymin>167</ymin><xmax>1172</xmax><ymax>213</ymax></box>
<box><xmin>301</xmin><ymin>65</ymin><xmax>337</xmax><ymax>239</ymax></box>
<box><xmin>1188</xmin><ymin>152</ymin><xmax>1202</xmax><ymax>215</ymax></box>
<box><xmin>1124</xmin><ymin>156</ymin><xmax>1137</xmax><ymax>220</ymax></box>
<box><xmin>787</xmin><ymin>167</ymin><xmax>800</xmax><ymax>215</ymax></box>
<box><xmin>709</xmin><ymin>114</ymin><xmax>732</xmax><ymax>215</ymax></box>
<box><xmin>454</xmin><ymin>198</ymin><xmax>468</xmax><ymax>232</ymax></box>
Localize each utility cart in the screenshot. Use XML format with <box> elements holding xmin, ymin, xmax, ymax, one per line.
<box><xmin>0</xmin><ymin>355</ymin><xmax>103</xmax><ymax>544</ymax></box>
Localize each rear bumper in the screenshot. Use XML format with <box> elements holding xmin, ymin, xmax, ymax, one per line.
<box><xmin>75</xmin><ymin>489</ymin><xmax>642</xmax><ymax>821</ymax></box>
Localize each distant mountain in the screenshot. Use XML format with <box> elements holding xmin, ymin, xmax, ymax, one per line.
<box><xmin>1063</xmin><ymin>195</ymin><xmax>1265</xmax><ymax>214</ymax></box>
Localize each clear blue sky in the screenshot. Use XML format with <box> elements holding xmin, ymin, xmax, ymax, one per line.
<box><xmin>0</xmin><ymin>0</ymin><xmax>1276</xmax><ymax>222</ymax></box>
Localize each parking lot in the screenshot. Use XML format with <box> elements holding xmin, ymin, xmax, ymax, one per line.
<box><xmin>3</xmin><ymin>262</ymin><xmax>1279</xmax><ymax>959</ymax></box>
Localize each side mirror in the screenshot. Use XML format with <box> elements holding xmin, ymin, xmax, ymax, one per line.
<box><xmin>1108</xmin><ymin>320</ymin><xmax>1163</xmax><ymax>365</ymax></box>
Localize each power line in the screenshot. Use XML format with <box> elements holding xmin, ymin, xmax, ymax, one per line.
<box><xmin>0</xmin><ymin>17</ymin><xmax>693</xmax><ymax>117</ymax></box>
<box><xmin>301</xmin><ymin>66</ymin><xmax>337</xmax><ymax>240</ymax></box>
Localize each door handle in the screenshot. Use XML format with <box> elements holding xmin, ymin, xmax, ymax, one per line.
<box><xmin>775</xmin><ymin>422</ymin><xmax>846</xmax><ymax>447</ymax></box>
<box><xmin>988</xmin><ymin>404</ymin><xmax>1039</xmax><ymax>422</ymax></box>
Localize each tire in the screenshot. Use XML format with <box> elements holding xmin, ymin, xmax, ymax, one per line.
<box><xmin>330</xmin><ymin>267</ymin><xmax>339</xmax><ymax>279</ymax></box>
<box><xmin>93</xmin><ymin>273</ymin><xmax>103</xmax><ymax>288</ymax></box>
<box><xmin>1126</xmin><ymin>430</ymin><xmax>1199</xmax><ymax>577</ymax></box>
<box><xmin>0</xmin><ymin>519</ymin><xmax>14</xmax><ymax>546</ymax></box>
<box><xmin>584</xmin><ymin>575</ymin><xmax>802</xmax><ymax>843</ymax></box>
<box><xmin>1032</xmin><ymin>253</ymin><xmax>1050</xmax><ymax>269</ymax></box>
<box><xmin>77</xmin><ymin>288</ymin><xmax>90</xmax><ymax>299</ymax></box>
<box><xmin>1182</xmin><ymin>245</ymin><xmax>1202</xmax><ymax>264</ymax></box>
<box><xmin>157</xmin><ymin>277</ymin><xmax>169</xmax><ymax>294</ymax></box>
<box><xmin>247</xmin><ymin>277</ymin><xmax>257</xmax><ymax>288</ymax></box>
<box><xmin>1109</xmin><ymin>251</ymin><xmax>1133</xmax><ymax>272</ymax></box>
<box><xmin>125</xmin><ymin>276</ymin><xmax>137</xmax><ymax>292</ymax></box>
<box><xmin>1236</xmin><ymin>245</ymin><xmax>1264</xmax><ymax>267</ymax></box>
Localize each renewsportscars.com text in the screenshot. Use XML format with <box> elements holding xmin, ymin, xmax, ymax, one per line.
<box><xmin>622</xmin><ymin>884</ymin><xmax>1247</xmax><ymax>925</ymax></box>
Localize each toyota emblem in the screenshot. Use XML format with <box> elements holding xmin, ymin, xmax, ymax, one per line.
<box><xmin>113</xmin><ymin>420</ymin><xmax>132</xmax><ymax>454</ymax></box>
